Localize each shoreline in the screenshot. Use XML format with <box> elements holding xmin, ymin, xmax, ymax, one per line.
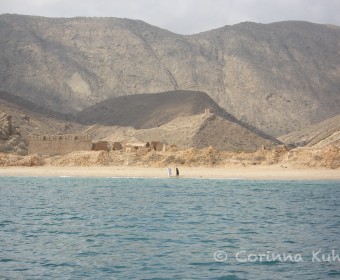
<box><xmin>0</xmin><ymin>165</ymin><xmax>339</xmax><ymax>180</ymax></box>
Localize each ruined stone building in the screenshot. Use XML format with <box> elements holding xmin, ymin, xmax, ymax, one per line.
<box><xmin>124</xmin><ymin>141</ymin><xmax>165</xmax><ymax>152</ymax></box>
<box><xmin>92</xmin><ymin>141</ymin><xmax>109</xmax><ymax>151</ymax></box>
<box><xmin>27</xmin><ymin>134</ymin><xmax>92</xmax><ymax>155</ymax></box>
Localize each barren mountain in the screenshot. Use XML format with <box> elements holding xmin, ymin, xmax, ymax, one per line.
<box><xmin>74</xmin><ymin>90</ymin><xmax>230</xmax><ymax>128</ymax></box>
<box><xmin>84</xmin><ymin>112</ymin><xmax>277</xmax><ymax>152</ymax></box>
<box><xmin>75</xmin><ymin>90</ymin><xmax>279</xmax><ymax>144</ymax></box>
<box><xmin>279</xmin><ymin>114</ymin><xmax>340</xmax><ymax>148</ymax></box>
<box><xmin>1</xmin><ymin>14</ymin><xmax>339</xmax><ymax>136</ymax></box>
<box><xmin>134</xmin><ymin>113</ymin><xmax>277</xmax><ymax>151</ymax></box>
<box><xmin>0</xmin><ymin>90</ymin><xmax>69</xmax><ymax>120</ymax></box>
<box><xmin>75</xmin><ymin>90</ymin><xmax>274</xmax><ymax>139</ymax></box>
<box><xmin>0</xmin><ymin>90</ymin><xmax>278</xmax><ymax>152</ymax></box>
<box><xmin>0</xmin><ymin>93</ymin><xmax>84</xmax><ymax>137</ymax></box>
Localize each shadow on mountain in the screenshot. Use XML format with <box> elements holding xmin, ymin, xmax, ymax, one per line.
<box><xmin>75</xmin><ymin>90</ymin><xmax>281</xmax><ymax>143</ymax></box>
<box><xmin>0</xmin><ymin>90</ymin><xmax>70</xmax><ymax>120</ymax></box>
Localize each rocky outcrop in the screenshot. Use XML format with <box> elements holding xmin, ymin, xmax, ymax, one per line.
<box><xmin>0</xmin><ymin>111</ymin><xmax>27</xmax><ymax>155</ymax></box>
<box><xmin>279</xmin><ymin>114</ymin><xmax>340</xmax><ymax>148</ymax></box>
<box><xmin>283</xmin><ymin>145</ymin><xmax>340</xmax><ymax>169</ymax></box>
<box><xmin>1</xmin><ymin>15</ymin><xmax>340</xmax><ymax>136</ymax></box>
<box><xmin>0</xmin><ymin>112</ymin><xmax>12</xmax><ymax>140</ymax></box>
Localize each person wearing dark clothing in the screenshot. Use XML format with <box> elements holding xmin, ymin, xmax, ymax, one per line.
<box><xmin>176</xmin><ymin>167</ymin><xmax>179</xmax><ymax>177</ymax></box>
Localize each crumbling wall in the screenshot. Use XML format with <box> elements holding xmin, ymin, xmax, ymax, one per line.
<box><xmin>112</xmin><ymin>142</ymin><xmax>123</xmax><ymax>151</ymax></box>
<box><xmin>124</xmin><ymin>141</ymin><xmax>165</xmax><ymax>152</ymax></box>
<box><xmin>150</xmin><ymin>141</ymin><xmax>165</xmax><ymax>151</ymax></box>
<box><xmin>125</xmin><ymin>142</ymin><xmax>148</xmax><ymax>152</ymax></box>
<box><xmin>27</xmin><ymin>134</ymin><xmax>92</xmax><ymax>155</ymax></box>
<box><xmin>92</xmin><ymin>141</ymin><xmax>109</xmax><ymax>151</ymax></box>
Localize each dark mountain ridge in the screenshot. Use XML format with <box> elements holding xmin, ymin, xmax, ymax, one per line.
<box><xmin>75</xmin><ymin>90</ymin><xmax>280</xmax><ymax>143</ymax></box>
<box><xmin>0</xmin><ymin>90</ymin><xmax>68</xmax><ymax>120</ymax></box>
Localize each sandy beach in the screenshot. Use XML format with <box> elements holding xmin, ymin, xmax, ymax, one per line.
<box><xmin>0</xmin><ymin>165</ymin><xmax>339</xmax><ymax>180</ymax></box>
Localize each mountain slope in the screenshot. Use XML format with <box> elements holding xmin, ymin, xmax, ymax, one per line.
<box><xmin>279</xmin><ymin>114</ymin><xmax>340</xmax><ymax>148</ymax></box>
<box><xmin>75</xmin><ymin>90</ymin><xmax>224</xmax><ymax>128</ymax></box>
<box><xmin>0</xmin><ymin>93</ymin><xmax>84</xmax><ymax>137</ymax></box>
<box><xmin>0</xmin><ymin>90</ymin><xmax>68</xmax><ymax>120</ymax></box>
<box><xmin>139</xmin><ymin>113</ymin><xmax>278</xmax><ymax>151</ymax></box>
<box><xmin>0</xmin><ymin>91</ymin><xmax>279</xmax><ymax>151</ymax></box>
<box><xmin>75</xmin><ymin>90</ymin><xmax>279</xmax><ymax>142</ymax></box>
<box><xmin>1</xmin><ymin>15</ymin><xmax>340</xmax><ymax>135</ymax></box>
<box><xmin>75</xmin><ymin>90</ymin><xmax>235</xmax><ymax>126</ymax></box>
<box><xmin>93</xmin><ymin>112</ymin><xmax>278</xmax><ymax>152</ymax></box>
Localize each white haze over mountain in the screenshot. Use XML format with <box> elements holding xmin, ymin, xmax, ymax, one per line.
<box><xmin>0</xmin><ymin>0</ymin><xmax>339</xmax><ymax>34</ymax></box>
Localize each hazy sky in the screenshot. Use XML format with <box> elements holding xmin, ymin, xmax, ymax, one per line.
<box><xmin>0</xmin><ymin>0</ymin><xmax>339</xmax><ymax>34</ymax></box>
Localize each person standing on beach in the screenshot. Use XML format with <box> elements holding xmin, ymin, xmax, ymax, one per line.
<box><xmin>176</xmin><ymin>167</ymin><xmax>179</xmax><ymax>177</ymax></box>
<box><xmin>167</xmin><ymin>167</ymin><xmax>172</xmax><ymax>177</ymax></box>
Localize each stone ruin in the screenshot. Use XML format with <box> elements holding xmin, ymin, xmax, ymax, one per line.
<box><xmin>149</xmin><ymin>141</ymin><xmax>165</xmax><ymax>151</ymax></box>
<box><xmin>124</xmin><ymin>141</ymin><xmax>165</xmax><ymax>152</ymax></box>
<box><xmin>125</xmin><ymin>142</ymin><xmax>148</xmax><ymax>152</ymax></box>
<box><xmin>112</xmin><ymin>142</ymin><xmax>123</xmax><ymax>151</ymax></box>
<box><xmin>27</xmin><ymin>134</ymin><xmax>92</xmax><ymax>155</ymax></box>
<box><xmin>92</xmin><ymin>141</ymin><xmax>109</xmax><ymax>152</ymax></box>
<box><xmin>27</xmin><ymin>133</ymin><xmax>165</xmax><ymax>156</ymax></box>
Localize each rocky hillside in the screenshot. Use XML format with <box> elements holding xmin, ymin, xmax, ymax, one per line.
<box><xmin>87</xmin><ymin>112</ymin><xmax>278</xmax><ymax>152</ymax></box>
<box><xmin>0</xmin><ymin>93</ymin><xmax>85</xmax><ymax>138</ymax></box>
<box><xmin>75</xmin><ymin>90</ymin><xmax>279</xmax><ymax>150</ymax></box>
<box><xmin>1</xmin><ymin>14</ymin><xmax>339</xmax><ymax>136</ymax></box>
<box><xmin>0</xmin><ymin>111</ymin><xmax>26</xmax><ymax>154</ymax></box>
<box><xmin>134</xmin><ymin>113</ymin><xmax>278</xmax><ymax>151</ymax></box>
<box><xmin>75</xmin><ymin>90</ymin><xmax>275</xmax><ymax>140</ymax></box>
<box><xmin>279</xmin><ymin>114</ymin><xmax>340</xmax><ymax>148</ymax></box>
<box><xmin>1</xmin><ymin>90</ymin><xmax>278</xmax><ymax>152</ymax></box>
<box><xmin>74</xmin><ymin>90</ymin><xmax>233</xmax><ymax>128</ymax></box>
<box><xmin>0</xmin><ymin>90</ymin><xmax>69</xmax><ymax>120</ymax></box>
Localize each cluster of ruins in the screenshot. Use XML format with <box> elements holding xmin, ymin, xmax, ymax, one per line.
<box><xmin>27</xmin><ymin>134</ymin><xmax>165</xmax><ymax>155</ymax></box>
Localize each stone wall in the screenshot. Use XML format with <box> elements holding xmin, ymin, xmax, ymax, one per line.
<box><xmin>150</xmin><ymin>141</ymin><xmax>165</xmax><ymax>151</ymax></box>
<box><xmin>125</xmin><ymin>142</ymin><xmax>148</xmax><ymax>153</ymax></box>
<box><xmin>27</xmin><ymin>134</ymin><xmax>92</xmax><ymax>155</ymax></box>
<box><xmin>124</xmin><ymin>141</ymin><xmax>165</xmax><ymax>152</ymax></box>
<box><xmin>112</xmin><ymin>142</ymin><xmax>123</xmax><ymax>151</ymax></box>
<box><xmin>92</xmin><ymin>141</ymin><xmax>109</xmax><ymax>151</ymax></box>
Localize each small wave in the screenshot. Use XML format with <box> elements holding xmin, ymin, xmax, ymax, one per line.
<box><xmin>0</xmin><ymin>220</ymin><xmax>14</xmax><ymax>227</ymax></box>
<box><xmin>0</xmin><ymin>258</ymin><xmax>16</xmax><ymax>263</ymax></box>
<box><xmin>213</xmin><ymin>275</ymin><xmax>247</xmax><ymax>280</ymax></box>
<box><xmin>328</xmin><ymin>270</ymin><xmax>340</xmax><ymax>276</ymax></box>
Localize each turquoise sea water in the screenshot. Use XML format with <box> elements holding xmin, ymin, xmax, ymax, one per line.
<box><xmin>0</xmin><ymin>177</ymin><xmax>339</xmax><ymax>280</ymax></box>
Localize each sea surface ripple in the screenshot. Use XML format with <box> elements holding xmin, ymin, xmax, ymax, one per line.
<box><xmin>0</xmin><ymin>177</ymin><xmax>339</xmax><ymax>279</ymax></box>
